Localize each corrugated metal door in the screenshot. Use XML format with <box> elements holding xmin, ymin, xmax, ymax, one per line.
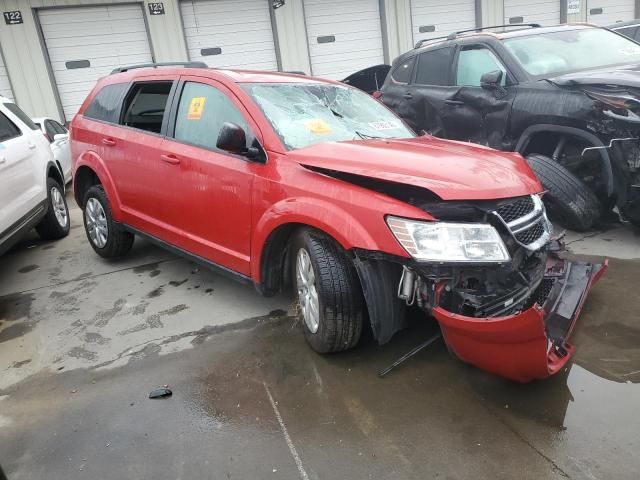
<box><xmin>587</xmin><ymin>0</ymin><xmax>636</xmax><ymax>25</ymax></box>
<box><xmin>38</xmin><ymin>4</ymin><xmax>153</xmax><ymax>122</ymax></box>
<box><xmin>411</xmin><ymin>0</ymin><xmax>476</xmax><ymax>45</ymax></box>
<box><xmin>180</xmin><ymin>0</ymin><xmax>278</xmax><ymax>71</ymax></box>
<box><xmin>0</xmin><ymin>52</ymin><xmax>13</xmax><ymax>101</ymax></box>
<box><xmin>303</xmin><ymin>0</ymin><xmax>384</xmax><ymax>79</ymax></box>
<box><xmin>504</xmin><ymin>0</ymin><xmax>561</xmax><ymax>26</ymax></box>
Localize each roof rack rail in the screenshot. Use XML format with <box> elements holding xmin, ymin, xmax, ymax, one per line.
<box><xmin>414</xmin><ymin>23</ymin><xmax>541</xmax><ymax>48</ymax></box>
<box><xmin>111</xmin><ymin>61</ymin><xmax>208</xmax><ymax>74</ymax></box>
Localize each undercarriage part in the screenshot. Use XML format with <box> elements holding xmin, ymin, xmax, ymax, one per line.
<box><xmin>377</xmin><ymin>332</ymin><xmax>442</xmax><ymax>378</ymax></box>
<box><xmin>397</xmin><ymin>266</ymin><xmax>417</xmax><ymax>305</ymax></box>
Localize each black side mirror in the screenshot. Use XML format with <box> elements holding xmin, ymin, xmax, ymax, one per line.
<box><xmin>480</xmin><ymin>70</ymin><xmax>504</xmax><ymax>90</ymax></box>
<box><xmin>216</xmin><ymin>122</ymin><xmax>264</xmax><ymax>161</ymax></box>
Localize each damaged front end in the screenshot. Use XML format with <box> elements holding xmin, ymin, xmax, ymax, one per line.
<box><xmin>354</xmin><ymin>194</ymin><xmax>606</xmax><ymax>382</ymax></box>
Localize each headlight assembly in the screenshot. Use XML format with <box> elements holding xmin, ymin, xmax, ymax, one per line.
<box><xmin>386</xmin><ymin>216</ymin><xmax>510</xmax><ymax>263</ymax></box>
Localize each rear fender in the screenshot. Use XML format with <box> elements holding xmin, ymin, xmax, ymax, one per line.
<box><xmin>74</xmin><ymin>151</ymin><xmax>123</xmax><ymax>219</ymax></box>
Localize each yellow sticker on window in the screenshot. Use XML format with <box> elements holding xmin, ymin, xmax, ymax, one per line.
<box><xmin>187</xmin><ymin>97</ymin><xmax>206</xmax><ymax>120</ymax></box>
<box><xmin>304</xmin><ymin>119</ymin><xmax>332</xmax><ymax>134</ymax></box>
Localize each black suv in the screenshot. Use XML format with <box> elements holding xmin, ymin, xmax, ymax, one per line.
<box><xmin>378</xmin><ymin>23</ymin><xmax>640</xmax><ymax>231</ymax></box>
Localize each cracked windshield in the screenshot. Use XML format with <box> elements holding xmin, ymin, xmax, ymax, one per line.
<box><xmin>243</xmin><ymin>83</ymin><xmax>415</xmax><ymax>150</ymax></box>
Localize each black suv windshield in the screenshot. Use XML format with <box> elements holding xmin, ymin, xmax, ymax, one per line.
<box><xmin>503</xmin><ymin>28</ymin><xmax>640</xmax><ymax>77</ymax></box>
<box><xmin>242</xmin><ymin>83</ymin><xmax>415</xmax><ymax>150</ymax></box>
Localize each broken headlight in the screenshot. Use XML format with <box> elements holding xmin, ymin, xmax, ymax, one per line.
<box><xmin>386</xmin><ymin>217</ymin><xmax>510</xmax><ymax>262</ymax></box>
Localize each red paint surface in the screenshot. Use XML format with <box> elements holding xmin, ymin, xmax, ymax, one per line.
<box><xmin>71</xmin><ymin>68</ymin><xmax>603</xmax><ymax>382</ymax></box>
<box><xmin>433</xmin><ymin>260</ymin><xmax>608</xmax><ymax>382</ymax></box>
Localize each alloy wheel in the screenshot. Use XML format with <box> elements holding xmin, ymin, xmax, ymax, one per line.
<box><xmin>51</xmin><ymin>186</ymin><xmax>68</xmax><ymax>228</ymax></box>
<box><xmin>85</xmin><ymin>198</ymin><xmax>108</xmax><ymax>248</ymax></box>
<box><xmin>296</xmin><ymin>248</ymin><xmax>320</xmax><ymax>333</ymax></box>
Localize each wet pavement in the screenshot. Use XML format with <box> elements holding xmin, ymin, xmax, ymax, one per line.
<box><xmin>0</xmin><ymin>193</ymin><xmax>639</xmax><ymax>479</ymax></box>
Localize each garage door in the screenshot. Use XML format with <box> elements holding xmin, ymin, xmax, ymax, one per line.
<box><xmin>39</xmin><ymin>4</ymin><xmax>153</xmax><ymax>122</ymax></box>
<box><xmin>304</xmin><ymin>0</ymin><xmax>384</xmax><ymax>79</ymax></box>
<box><xmin>411</xmin><ymin>0</ymin><xmax>476</xmax><ymax>45</ymax></box>
<box><xmin>587</xmin><ymin>0</ymin><xmax>636</xmax><ymax>25</ymax></box>
<box><xmin>0</xmin><ymin>52</ymin><xmax>13</xmax><ymax>101</ymax></box>
<box><xmin>180</xmin><ymin>0</ymin><xmax>278</xmax><ymax>71</ymax></box>
<box><xmin>504</xmin><ymin>0</ymin><xmax>561</xmax><ymax>26</ymax></box>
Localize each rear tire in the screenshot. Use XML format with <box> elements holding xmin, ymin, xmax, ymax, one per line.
<box><xmin>526</xmin><ymin>154</ymin><xmax>600</xmax><ymax>231</ymax></box>
<box><xmin>82</xmin><ymin>185</ymin><xmax>134</xmax><ymax>259</ymax></box>
<box><xmin>292</xmin><ymin>228</ymin><xmax>364</xmax><ymax>353</ymax></box>
<box><xmin>36</xmin><ymin>177</ymin><xmax>70</xmax><ymax>240</ymax></box>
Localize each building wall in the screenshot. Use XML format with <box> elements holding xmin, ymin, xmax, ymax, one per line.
<box><xmin>0</xmin><ymin>0</ymin><xmax>634</xmax><ymax>120</ymax></box>
<box><xmin>0</xmin><ymin>0</ymin><xmax>187</xmax><ymax>120</ymax></box>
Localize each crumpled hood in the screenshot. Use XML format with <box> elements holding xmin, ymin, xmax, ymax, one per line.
<box><xmin>549</xmin><ymin>64</ymin><xmax>640</xmax><ymax>89</ymax></box>
<box><xmin>289</xmin><ymin>136</ymin><xmax>542</xmax><ymax>200</ymax></box>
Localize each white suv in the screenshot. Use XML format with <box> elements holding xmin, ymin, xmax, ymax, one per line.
<box><xmin>0</xmin><ymin>97</ymin><xmax>70</xmax><ymax>256</ymax></box>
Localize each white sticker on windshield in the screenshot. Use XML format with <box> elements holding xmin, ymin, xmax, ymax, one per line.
<box><xmin>620</xmin><ymin>46</ymin><xmax>640</xmax><ymax>56</ymax></box>
<box><xmin>368</xmin><ymin>120</ymin><xmax>401</xmax><ymax>130</ymax></box>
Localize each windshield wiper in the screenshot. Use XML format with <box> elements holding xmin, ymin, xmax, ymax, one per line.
<box><xmin>355</xmin><ymin>131</ymin><xmax>382</xmax><ymax>140</ymax></box>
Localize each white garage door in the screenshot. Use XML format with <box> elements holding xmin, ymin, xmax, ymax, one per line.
<box><xmin>304</xmin><ymin>0</ymin><xmax>384</xmax><ymax>79</ymax></box>
<box><xmin>39</xmin><ymin>4</ymin><xmax>153</xmax><ymax>122</ymax></box>
<box><xmin>587</xmin><ymin>0</ymin><xmax>636</xmax><ymax>25</ymax></box>
<box><xmin>504</xmin><ymin>0</ymin><xmax>561</xmax><ymax>26</ymax></box>
<box><xmin>180</xmin><ymin>0</ymin><xmax>278</xmax><ymax>71</ymax></box>
<box><xmin>0</xmin><ymin>52</ymin><xmax>13</xmax><ymax>101</ymax></box>
<box><xmin>411</xmin><ymin>0</ymin><xmax>476</xmax><ymax>45</ymax></box>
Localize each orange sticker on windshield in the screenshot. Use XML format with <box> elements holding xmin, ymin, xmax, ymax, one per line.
<box><xmin>304</xmin><ymin>119</ymin><xmax>332</xmax><ymax>134</ymax></box>
<box><xmin>187</xmin><ymin>97</ymin><xmax>206</xmax><ymax>120</ymax></box>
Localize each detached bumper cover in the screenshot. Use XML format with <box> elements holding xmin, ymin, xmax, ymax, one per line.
<box><xmin>432</xmin><ymin>256</ymin><xmax>608</xmax><ymax>382</ymax></box>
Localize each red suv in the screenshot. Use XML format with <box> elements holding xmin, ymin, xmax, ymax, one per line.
<box><xmin>71</xmin><ymin>63</ymin><xmax>606</xmax><ymax>382</ymax></box>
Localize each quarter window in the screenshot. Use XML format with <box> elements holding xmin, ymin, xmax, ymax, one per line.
<box><xmin>0</xmin><ymin>111</ymin><xmax>21</xmax><ymax>142</ymax></box>
<box><xmin>456</xmin><ymin>47</ymin><xmax>507</xmax><ymax>87</ymax></box>
<box><xmin>414</xmin><ymin>47</ymin><xmax>454</xmax><ymax>86</ymax></box>
<box><xmin>173</xmin><ymin>82</ymin><xmax>253</xmax><ymax>152</ymax></box>
<box><xmin>121</xmin><ymin>82</ymin><xmax>173</xmax><ymax>134</ymax></box>
<box><xmin>84</xmin><ymin>83</ymin><xmax>129</xmax><ymax>123</ymax></box>
<box><xmin>391</xmin><ymin>56</ymin><xmax>415</xmax><ymax>84</ymax></box>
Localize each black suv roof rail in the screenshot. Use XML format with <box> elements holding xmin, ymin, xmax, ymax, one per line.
<box><xmin>110</xmin><ymin>61</ymin><xmax>208</xmax><ymax>74</ymax></box>
<box><xmin>414</xmin><ymin>23</ymin><xmax>542</xmax><ymax>48</ymax></box>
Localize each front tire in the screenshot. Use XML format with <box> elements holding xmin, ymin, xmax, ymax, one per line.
<box><xmin>526</xmin><ymin>154</ymin><xmax>600</xmax><ymax>231</ymax></box>
<box><xmin>292</xmin><ymin>229</ymin><xmax>365</xmax><ymax>353</ymax></box>
<box><xmin>83</xmin><ymin>185</ymin><xmax>134</xmax><ymax>259</ymax></box>
<box><xmin>36</xmin><ymin>177</ymin><xmax>70</xmax><ymax>240</ymax></box>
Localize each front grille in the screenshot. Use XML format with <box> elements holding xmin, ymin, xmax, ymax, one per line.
<box><xmin>495</xmin><ymin>196</ymin><xmax>534</xmax><ymax>223</ymax></box>
<box><xmin>515</xmin><ymin>220</ymin><xmax>545</xmax><ymax>245</ymax></box>
<box><xmin>492</xmin><ymin>195</ymin><xmax>549</xmax><ymax>249</ymax></box>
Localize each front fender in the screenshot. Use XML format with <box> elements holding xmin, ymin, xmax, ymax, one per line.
<box><xmin>251</xmin><ymin>197</ymin><xmax>410</xmax><ymax>281</ymax></box>
<box><xmin>74</xmin><ymin>151</ymin><xmax>123</xmax><ymax>220</ymax></box>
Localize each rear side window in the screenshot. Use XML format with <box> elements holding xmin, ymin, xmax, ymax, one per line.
<box><xmin>121</xmin><ymin>81</ymin><xmax>173</xmax><ymax>134</ymax></box>
<box><xmin>173</xmin><ymin>82</ymin><xmax>253</xmax><ymax>151</ymax></box>
<box><xmin>615</xmin><ymin>26</ymin><xmax>638</xmax><ymax>40</ymax></box>
<box><xmin>84</xmin><ymin>83</ymin><xmax>128</xmax><ymax>123</ymax></box>
<box><xmin>414</xmin><ymin>47</ymin><xmax>454</xmax><ymax>86</ymax></box>
<box><xmin>0</xmin><ymin>111</ymin><xmax>21</xmax><ymax>142</ymax></box>
<box><xmin>4</xmin><ymin>103</ymin><xmax>39</xmax><ymax>130</ymax></box>
<box><xmin>391</xmin><ymin>56</ymin><xmax>415</xmax><ymax>84</ymax></box>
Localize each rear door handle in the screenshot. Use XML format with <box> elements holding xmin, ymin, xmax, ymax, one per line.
<box><xmin>160</xmin><ymin>154</ymin><xmax>180</xmax><ymax>165</ymax></box>
<box><xmin>403</xmin><ymin>92</ymin><xmax>413</xmax><ymax>99</ymax></box>
<box><xmin>101</xmin><ymin>138</ymin><xmax>116</xmax><ymax>146</ymax></box>
<box><xmin>445</xmin><ymin>99</ymin><xmax>465</xmax><ymax>106</ymax></box>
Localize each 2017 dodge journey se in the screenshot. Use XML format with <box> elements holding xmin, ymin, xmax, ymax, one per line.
<box><xmin>70</xmin><ymin>63</ymin><xmax>606</xmax><ymax>382</ymax></box>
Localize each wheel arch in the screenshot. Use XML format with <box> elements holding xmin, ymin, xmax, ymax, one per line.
<box><xmin>46</xmin><ymin>161</ymin><xmax>65</xmax><ymax>191</ymax></box>
<box><xmin>515</xmin><ymin>124</ymin><xmax>614</xmax><ymax>197</ymax></box>
<box><xmin>252</xmin><ymin>199</ymin><xmax>385</xmax><ymax>293</ymax></box>
<box><xmin>73</xmin><ymin>152</ymin><xmax>122</xmax><ymax>217</ymax></box>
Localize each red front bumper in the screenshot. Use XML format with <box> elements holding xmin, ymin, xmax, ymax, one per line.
<box><xmin>432</xmin><ymin>256</ymin><xmax>608</xmax><ymax>382</ymax></box>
